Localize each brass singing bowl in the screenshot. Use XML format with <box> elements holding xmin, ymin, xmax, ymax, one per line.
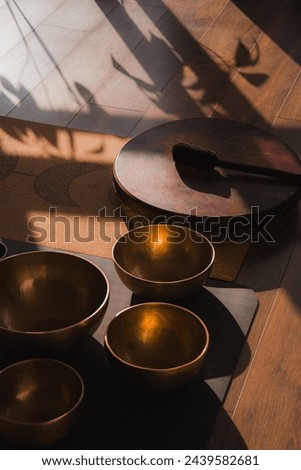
<box><xmin>104</xmin><ymin>303</ymin><xmax>209</xmax><ymax>391</ymax></box>
<box><xmin>0</xmin><ymin>359</ymin><xmax>84</xmax><ymax>447</ymax></box>
<box><xmin>112</xmin><ymin>224</ymin><xmax>215</xmax><ymax>300</ymax></box>
<box><xmin>0</xmin><ymin>251</ymin><xmax>109</xmax><ymax>352</ymax></box>
<box><xmin>0</xmin><ymin>242</ymin><xmax>7</xmax><ymax>259</ymax></box>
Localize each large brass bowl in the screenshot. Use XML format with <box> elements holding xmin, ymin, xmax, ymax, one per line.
<box><xmin>112</xmin><ymin>224</ymin><xmax>215</xmax><ymax>300</ymax></box>
<box><xmin>0</xmin><ymin>251</ymin><xmax>109</xmax><ymax>352</ymax></box>
<box><xmin>104</xmin><ymin>303</ymin><xmax>209</xmax><ymax>391</ymax></box>
<box><xmin>0</xmin><ymin>358</ymin><xmax>84</xmax><ymax>447</ymax></box>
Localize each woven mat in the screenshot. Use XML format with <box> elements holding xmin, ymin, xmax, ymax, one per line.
<box><xmin>0</xmin><ymin>116</ymin><xmax>249</xmax><ymax>281</ymax></box>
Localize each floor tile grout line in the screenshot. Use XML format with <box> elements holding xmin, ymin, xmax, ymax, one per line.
<box><xmin>272</xmin><ymin>70</ymin><xmax>301</xmax><ymax>126</ymax></box>
<box><xmin>0</xmin><ymin>1</ymin><xmax>34</xmax><ymax>61</ymax></box>
<box><xmin>66</xmin><ymin>102</ymin><xmax>144</xmax><ymax>132</ymax></box>
<box><xmin>85</xmin><ymin>102</ymin><xmax>152</xmax><ymax>114</ymax></box>
<box><xmin>0</xmin><ymin>0</ymin><xmax>121</xmax><ymax>64</ymax></box>
<box><xmin>228</xmin><ymin>232</ymin><xmax>301</xmax><ymax>425</ymax></box>
<box><xmin>128</xmin><ymin>62</ymin><xmax>183</xmax><ymax>136</ymax></box>
<box><xmin>0</xmin><ymin>23</ymin><xmax>85</xmax><ymax>65</ymax></box>
<box><xmin>3</xmin><ymin>23</ymin><xmax>91</xmax><ymax>118</ymax></box>
<box><xmin>11</xmin><ymin>1</ymin><xmax>123</xmax><ymax>122</ymax></box>
<box><xmin>85</xmin><ymin>0</ymin><xmax>168</xmax><ymax>108</ymax></box>
<box><xmin>274</xmin><ymin>116</ymin><xmax>301</xmax><ymax>124</ymax></box>
<box><xmin>129</xmin><ymin>0</ymin><xmax>233</xmax><ymax>135</ymax></box>
<box><xmin>64</xmin><ymin>99</ymin><xmax>95</xmax><ymax>129</ymax></box>
<box><xmin>111</xmin><ymin>2</ymin><xmax>170</xmax><ymax>69</ymax></box>
<box><xmin>209</xmin><ymin>30</ymin><xmax>265</xmax><ymax>119</ymax></box>
<box><xmin>1</xmin><ymin>0</ymin><xmax>78</xmax><ymax>112</ymax></box>
<box><xmin>42</xmin><ymin>0</ymin><xmax>122</xmax><ymax>36</ymax></box>
<box><xmin>6</xmin><ymin>52</ymin><xmax>85</xmax><ymax>120</ymax></box>
<box><xmin>5</xmin><ymin>0</ymin><xmax>168</xmax><ymax>125</ymax></box>
<box><xmin>37</xmin><ymin>22</ymin><xmax>96</xmax><ymax>34</ymax></box>
<box><xmin>12</xmin><ymin>0</ymin><xmax>70</xmax><ymax>31</ymax></box>
<box><xmin>4</xmin><ymin>18</ymin><xmax>102</xmax><ymax>119</ymax></box>
<box><xmin>127</xmin><ymin>0</ymin><xmax>231</xmax><ymax>135</ymax></box>
<box><xmin>68</xmin><ymin>1</ymin><xmax>172</xmax><ymax>131</ymax></box>
<box><xmin>3</xmin><ymin>0</ymin><xmax>223</xmax><ymax>130</ymax></box>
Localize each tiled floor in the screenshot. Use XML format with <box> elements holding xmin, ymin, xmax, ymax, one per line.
<box><xmin>0</xmin><ymin>0</ymin><xmax>300</xmax><ymax>153</ymax></box>
<box><xmin>0</xmin><ymin>0</ymin><xmax>174</xmax><ymax>134</ymax></box>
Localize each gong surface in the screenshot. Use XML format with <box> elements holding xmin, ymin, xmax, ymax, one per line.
<box><xmin>113</xmin><ymin>119</ymin><xmax>301</xmax><ymax>226</ymax></box>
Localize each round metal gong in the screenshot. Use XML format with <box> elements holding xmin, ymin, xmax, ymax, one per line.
<box><xmin>113</xmin><ymin>119</ymin><xmax>301</xmax><ymax>233</ymax></box>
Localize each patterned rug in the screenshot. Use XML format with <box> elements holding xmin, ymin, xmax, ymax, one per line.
<box><xmin>0</xmin><ymin>116</ymin><xmax>249</xmax><ymax>281</ymax></box>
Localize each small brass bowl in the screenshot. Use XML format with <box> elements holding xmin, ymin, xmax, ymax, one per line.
<box><xmin>112</xmin><ymin>224</ymin><xmax>215</xmax><ymax>300</ymax></box>
<box><xmin>0</xmin><ymin>251</ymin><xmax>109</xmax><ymax>352</ymax></box>
<box><xmin>104</xmin><ymin>303</ymin><xmax>209</xmax><ymax>391</ymax></box>
<box><xmin>0</xmin><ymin>359</ymin><xmax>84</xmax><ymax>447</ymax></box>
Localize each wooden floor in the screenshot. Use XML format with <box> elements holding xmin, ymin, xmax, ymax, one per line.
<box><xmin>0</xmin><ymin>0</ymin><xmax>301</xmax><ymax>450</ymax></box>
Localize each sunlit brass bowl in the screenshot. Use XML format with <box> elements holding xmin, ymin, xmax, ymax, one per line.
<box><xmin>0</xmin><ymin>251</ymin><xmax>109</xmax><ymax>352</ymax></box>
<box><xmin>0</xmin><ymin>358</ymin><xmax>84</xmax><ymax>447</ymax></box>
<box><xmin>112</xmin><ymin>224</ymin><xmax>215</xmax><ymax>300</ymax></box>
<box><xmin>104</xmin><ymin>303</ymin><xmax>209</xmax><ymax>391</ymax></box>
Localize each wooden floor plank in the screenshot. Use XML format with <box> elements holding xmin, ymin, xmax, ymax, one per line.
<box><xmin>278</xmin><ymin>72</ymin><xmax>301</xmax><ymax>121</ymax></box>
<box><xmin>231</xmin><ymin>0</ymin><xmax>301</xmax><ymax>66</ymax></box>
<box><xmin>166</xmin><ymin>0</ymin><xmax>229</xmax><ymax>42</ymax></box>
<box><xmin>131</xmin><ymin>0</ymin><xmax>266</xmax><ymax>135</ymax></box>
<box><xmin>197</xmin><ymin>0</ymin><xmax>264</xmax><ymax>66</ymax></box>
<box><xmin>222</xmin><ymin>229</ymin><xmax>301</xmax><ymax>449</ymax></box>
<box><xmin>208</xmin><ymin>210</ymin><xmax>301</xmax><ymax>448</ymax></box>
<box><xmin>212</xmin><ymin>1</ymin><xmax>301</xmax><ymax>127</ymax></box>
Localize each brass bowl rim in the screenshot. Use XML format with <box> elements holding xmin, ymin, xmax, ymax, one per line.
<box><xmin>0</xmin><ymin>250</ymin><xmax>110</xmax><ymax>335</ymax></box>
<box><xmin>104</xmin><ymin>302</ymin><xmax>210</xmax><ymax>372</ymax></box>
<box><xmin>0</xmin><ymin>358</ymin><xmax>84</xmax><ymax>426</ymax></box>
<box><xmin>0</xmin><ymin>241</ymin><xmax>8</xmax><ymax>259</ymax></box>
<box><xmin>112</xmin><ymin>224</ymin><xmax>215</xmax><ymax>285</ymax></box>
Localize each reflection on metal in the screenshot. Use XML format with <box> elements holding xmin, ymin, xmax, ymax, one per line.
<box><xmin>105</xmin><ymin>302</ymin><xmax>209</xmax><ymax>392</ymax></box>
<box><xmin>0</xmin><ymin>251</ymin><xmax>109</xmax><ymax>352</ymax></box>
<box><xmin>113</xmin><ymin>224</ymin><xmax>215</xmax><ymax>301</ymax></box>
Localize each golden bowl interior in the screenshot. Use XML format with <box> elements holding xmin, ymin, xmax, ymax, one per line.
<box><xmin>105</xmin><ymin>303</ymin><xmax>209</xmax><ymax>370</ymax></box>
<box><xmin>0</xmin><ymin>359</ymin><xmax>83</xmax><ymax>425</ymax></box>
<box><xmin>0</xmin><ymin>251</ymin><xmax>109</xmax><ymax>333</ymax></box>
<box><xmin>113</xmin><ymin>224</ymin><xmax>214</xmax><ymax>284</ymax></box>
